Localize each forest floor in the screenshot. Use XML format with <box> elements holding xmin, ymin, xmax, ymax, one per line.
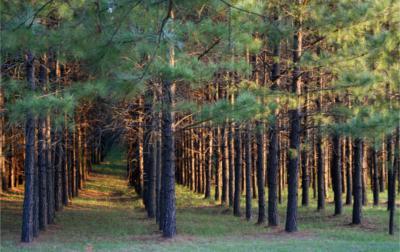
<box><xmin>1</xmin><ymin>148</ymin><xmax>400</xmax><ymax>252</ymax></box>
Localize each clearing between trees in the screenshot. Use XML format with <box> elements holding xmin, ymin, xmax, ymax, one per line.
<box><xmin>1</xmin><ymin>149</ymin><xmax>398</xmax><ymax>252</ymax></box>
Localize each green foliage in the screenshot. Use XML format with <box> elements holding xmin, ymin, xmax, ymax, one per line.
<box><xmin>1</xmin><ymin>0</ymin><xmax>398</xmax><ymax>142</ymax></box>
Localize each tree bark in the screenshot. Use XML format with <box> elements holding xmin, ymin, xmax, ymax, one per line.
<box><xmin>21</xmin><ymin>52</ymin><xmax>36</xmax><ymax>243</ymax></box>
<box><xmin>38</xmin><ymin>117</ymin><xmax>48</xmax><ymax>230</ymax></box>
<box><xmin>228</xmin><ymin>125</ymin><xmax>234</xmax><ymax>207</ymax></box>
<box><xmin>160</xmin><ymin>10</ymin><xmax>177</xmax><ymax>235</ymax></box>
<box><xmin>0</xmin><ymin>86</ymin><xmax>5</xmax><ymax>193</ymax></box>
<box><xmin>352</xmin><ymin>138</ymin><xmax>362</xmax><ymax>225</ymax></box>
<box><xmin>55</xmin><ymin>132</ymin><xmax>63</xmax><ymax>211</ymax></box>
<box><xmin>245</xmin><ymin>125</ymin><xmax>252</xmax><ymax>220</ymax></box>
<box><xmin>233</xmin><ymin>124</ymin><xmax>242</xmax><ymax>217</ymax></box>
<box><xmin>221</xmin><ymin>126</ymin><xmax>228</xmax><ymax>205</ymax></box>
<box><xmin>62</xmin><ymin>127</ymin><xmax>69</xmax><ymax>206</ymax></box>
<box><xmin>267</xmin><ymin>123</ymin><xmax>279</xmax><ymax>226</ymax></box>
<box><xmin>256</xmin><ymin>121</ymin><xmax>265</xmax><ymax>224</ymax></box>
<box><xmin>372</xmin><ymin>148</ymin><xmax>379</xmax><ymax>206</ymax></box>
<box><xmin>156</xmin><ymin>134</ymin><xmax>162</xmax><ymax>224</ymax></box>
<box><xmin>301</xmin><ymin>89</ymin><xmax>309</xmax><ymax>206</ymax></box>
<box><xmin>160</xmin><ymin>77</ymin><xmax>176</xmax><ymax>237</ymax></box>
<box><xmin>331</xmin><ymin>134</ymin><xmax>342</xmax><ymax>215</ymax></box>
<box><xmin>388</xmin><ymin>129</ymin><xmax>398</xmax><ymax>234</ymax></box>
<box><xmin>285</xmin><ymin>8</ymin><xmax>302</xmax><ymax>232</ymax></box>
<box><xmin>345</xmin><ymin>137</ymin><xmax>352</xmax><ymax>205</ymax></box>
<box><xmin>205</xmin><ymin>128</ymin><xmax>212</xmax><ymax>199</ymax></box>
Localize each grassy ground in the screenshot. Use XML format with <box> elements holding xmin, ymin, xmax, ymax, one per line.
<box><xmin>1</xmin><ymin>148</ymin><xmax>399</xmax><ymax>251</ymax></box>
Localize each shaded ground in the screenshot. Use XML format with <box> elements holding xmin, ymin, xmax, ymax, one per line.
<box><xmin>1</xmin><ymin>149</ymin><xmax>399</xmax><ymax>251</ymax></box>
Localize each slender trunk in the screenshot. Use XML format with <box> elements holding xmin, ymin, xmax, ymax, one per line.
<box><xmin>312</xmin><ymin>140</ymin><xmax>317</xmax><ymax>199</ymax></box>
<box><xmin>0</xmin><ymin>86</ymin><xmax>5</xmax><ymax>192</ymax></box>
<box><xmin>256</xmin><ymin>121</ymin><xmax>265</xmax><ymax>224</ymax></box>
<box><xmin>143</xmin><ymin>91</ymin><xmax>153</xmax><ymax>215</ymax></box>
<box><xmin>331</xmin><ymin>133</ymin><xmax>342</xmax><ymax>215</ymax></box>
<box><xmin>205</xmin><ymin>129</ymin><xmax>212</xmax><ymax>199</ymax></box>
<box><xmin>62</xmin><ymin>127</ymin><xmax>69</xmax><ymax>205</ymax></box>
<box><xmin>38</xmin><ymin>58</ymin><xmax>48</xmax><ymax>228</ymax></box>
<box><xmin>33</xmin><ymin>134</ymin><xmax>39</xmax><ymax>238</ymax></box>
<box><xmin>267</xmin><ymin>14</ymin><xmax>281</xmax><ymax>224</ymax></box>
<box><xmin>285</xmin><ymin>10</ymin><xmax>302</xmax><ymax>232</ymax></box>
<box><xmin>345</xmin><ymin>137</ymin><xmax>352</xmax><ymax>205</ymax></box>
<box><xmin>352</xmin><ymin>138</ymin><xmax>362</xmax><ymax>225</ymax></box>
<box><xmin>267</xmin><ymin>123</ymin><xmax>279</xmax><ymax>226</ymax></box>
<box><xmin>75</xmin><ymin>128</ymin><xmax>80</xmax><ymax>196</ymax></box>
<box><xmin>21</xmin><ymin>52</ymin><xmax>36</xmax><ymax>243</ymax></box>
<box><xmin>160</xmin><ymin>77</ymin><xmax>176</xmax><ymax>237</ymax></box>
<box><xmin>301</xmin><ymin>89</ymin><xmax>309</xmax><ymax>206</ymax></box>
<box><xmin>362</xmin><ymin>143</ymin><xmax>367</xmax><ymax>206</ymax></box>
<box><xmin>221</xmin><ymin>126</ymin><xmax>228</xmax><ymax>204</ymax></box>
<box><xmin>228</xmin><ymin>125</ymin><xmax>234</xmax><ymax>207</ymax></box>
<box><xmin>252</xmin><ymin>146</ymin><xmax>257</xmax><ymax>200</ymax></box>
<box><xmin>233</xmin><ymin>124</ymin><xmax>242</xmax><ymax>217</ymax></box>
<box><xmin>38</xmin><ymin>118</ymin><xmax>48</xmax><ymax>230</ymax></box>
<box><xmin>316</xmin><ymin>131</ymin><xmax>324</xmax><ymax>210</ymax></box>
<box><xmin>160</xmin><ymin>12</ymin><xmax>176</xmax><ymax>236</ymax></box>
<box><xmin>156</xmin><ymin>136</ymin><xmax>162</xmax><ymax>224</ymax></box>
<box><xmin>147</xmin><ymin>140</ymin><xmax>156</xmax><ymax>218</ymax></box>
<box><xmin>245</xmin><ymin>125</ymin><xmax>252</xmax><ymax>220</ymax></box>
<box><xmin>55</xmin><ymin>132</ymin><xmax>63</xmax><ymax>211</ymax></box>
<box><xmin>380</xmin><ymin>142</ymin><xmax>385</xmax><ymax>192</ymax></box>
<box><xmin>278</xmin><ymin>130</ymin><xmax>283</xmax><ymax>204</ymax></box>
<box><xmin>146</xmin><ymin>89</ymin><xmax>157</xmax><ymax>218</ymax></box>
<box><xmin>372</xmin><ymin>148</ymin><xmax>379</xmax><ymax>206</ymax></box>
<box><xmin>388</xmin><ymin>128</ymin><xmax>398</xmax><ymax>234</ymax></box>
<box><xmin>46</xmin><ymin>116</ymin><xmax>55</xmax><ymax>224</ymax></box>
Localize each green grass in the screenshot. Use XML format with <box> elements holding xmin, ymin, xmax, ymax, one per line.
<box><xmin>1</xmin><ymin>149</ymin><xmax>399</xmax><ymax>251</ymax></box>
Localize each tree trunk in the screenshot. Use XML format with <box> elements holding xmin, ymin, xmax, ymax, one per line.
<box><xmin>245</xmin><ymin>125</ymin><xmax>252</xmax><ymax>220</ymax></box>
<box><xmin>21</xmin><ymin>52</ymin><xmax>36</xmax><ymax>243</ymax></box>
<box><xmin>331</xmin><ymin>134</ymin><xmax>342</xmax><ymax>215</ymax></box>
<box><xmin>362</xmin><ymin>143</ymin><xmax>367</xmax><ymax>206</ymax></box>
<box><xmin>233</xmin><ymin>124</ymin><xmax>242</xmax><ymax>217</ymax></box>
<box><xmin>380</xmin><ymin>142</ymin><xmax>385</xmax><ymax>192</ymax></box>
<box><xmin>160</xmin><ymin>77</ymin><xmax>176</xmax><ymax>237</ymax></box>
<box><xmin>221</xmin><ymin>126</ymin><xmax>228</xmax><ymax>205</ymax></box>
<box><xmin>38</xmin><ymin>118</ymin><xmax>48</xmax><ymax>230</ymax></box>
<box><xmin>316</xmin><ymin>134</ymin><xmax>325</xmax><ymax>210</ymax></box>
<box><xmin>388</xmin><ymin>128</ymin><xmax>398</xmax><ymax>235</ymax></box>
<box><xmin>256</xmin><ymin>121</ymin><xmax>265</xmax><ymax>224</ymax></box>
<box><xmin>143</xmin><ymin>93</ymin><xmax>152</xmax><ymax>214</ymax></box>
<box><xmin>285</xmin><ymin>8</ymin><xmax>302</xmax><ymax>232</ymax></box>
<box><xmin>55</xmin><ymin>133</ymin><xmax>63</xmax><ymax>211</ymax></box>
<box><xmin>0</xmin><ymin>86</ymin><xmax>5</xmax><ymax>193</ymax></box>
<box><xmin>62</xmin><ymin>127</ymin><xmax>69</xmax><ymax>206</ymax></box>
<box><xmin>145</xmin><ymin>88</ymin><xmax>156</xmax><ymax>218</ymax></box>
<box><xmin>372</xmin><ymin>148</ymin><xmax>379</xmax><ymax>206</ymax></box>
<box><xmin>301</xmin><ymin>89</ymin><xmax>309</xmax><ymax>206</ymax></box>
<box><xmin>345</xmin><ymin>137</ymin><xmax>352</xmax><ymax>205</ymax></box>
<box><xmin>205</xmin><ymin>128</ymin><xmax>212</xmax><ymax>199</ymax></box>
<box><xmin>228</xmin><ymin>125</ymin><xmax>234</xmax><ymax>207</ymax></box>
<box><xmin>160</xmin><ymin>13</ymin><xmax>177</xmax><ymax>235</ymax></box>
<box><xmin>156</xmin><ymin>136</ymin><xmax>162</xmax><ymax>224</ymax></box>
<box><xmin>267</xmin><ymin>123</ymin><xmax>279</xmax><ymax>226</ymax></box>
<box><xmin>352</xmin><ymin>138</ymin><xmax>362</xmax><ymax>225</ymax></box>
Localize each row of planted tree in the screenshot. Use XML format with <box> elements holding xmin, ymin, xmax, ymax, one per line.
<box><xmin>1</xmin><ymin>0</ymin><xmax>399</xmax><ymax>243</ymax></box>
<box><xmin>125</xmin><ymin>70</ymin><xmax>399</xmax><ymax>238</ymax></box>
<box><xmin>0</xmin><ymin>54</ymin><xmax>111</xmax><ymax>242</ymax></box>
